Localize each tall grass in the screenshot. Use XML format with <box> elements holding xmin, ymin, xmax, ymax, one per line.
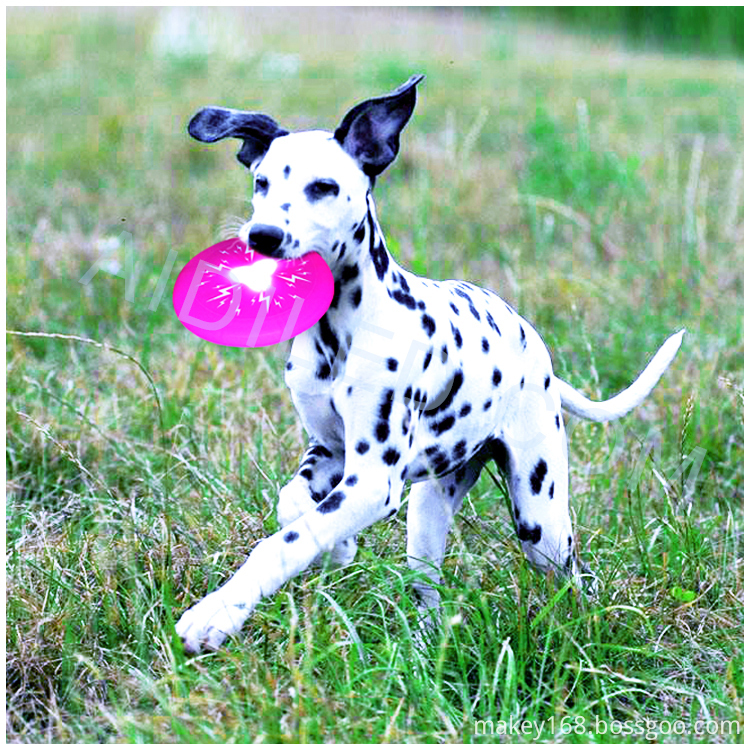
<box><xmin>6</xmin><ymin>7</ymin><xmax>743</xmax><ymax>743</ymax></box>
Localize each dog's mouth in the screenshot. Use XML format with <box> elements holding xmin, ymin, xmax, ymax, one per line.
<box><xmin>247</xmin><ymin>243</ymin><xmax>287</xmax><ymax>260</ymax></box>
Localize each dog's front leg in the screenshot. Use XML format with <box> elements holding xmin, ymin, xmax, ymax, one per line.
<box><xmin>278</xmin><ymin>442</ymin><xmax>359</xmax><ymax>566</ymax></box>
<box><xmin>176</xmin><ymin>467</ymin><xmax>403</xmax><ymax>653</ymax></box>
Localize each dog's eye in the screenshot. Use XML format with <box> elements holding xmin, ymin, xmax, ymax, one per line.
<box><xmin>254</xmin><ymin>176</ymin><xmax>269</xmax><ymax>196</ymax></box>
<box><xmin>305</xmin><ymin>179</ymin><xmax>340</xmax><ymax>202</ymax></box>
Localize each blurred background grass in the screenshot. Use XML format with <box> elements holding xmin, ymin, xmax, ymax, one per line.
<box><xmin>6</xmin><ymin>6</ymin><xmax>744</xmax><ymax>743</ymax></box>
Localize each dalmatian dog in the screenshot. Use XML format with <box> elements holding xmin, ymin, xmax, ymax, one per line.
<box><xmin>176</xmin><ymin>75</ymin><xmax>683</xmax><ymax>653</ymax></box>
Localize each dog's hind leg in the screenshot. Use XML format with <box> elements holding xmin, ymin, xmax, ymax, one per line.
<box><xmin>406</xmin><ymin>457</ymin><xmax>485</xmax><ymax>625</ymax></box>
<box><xmin>494</xmin><ymin>427</ymin><xmax>588</xmax><ymax>590</ymax></box>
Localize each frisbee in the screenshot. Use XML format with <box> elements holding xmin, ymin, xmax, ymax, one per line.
<box><xmin>173</xmin><ymin>239</ymin><xmax>334</xmax><ymax>347</ymax></box>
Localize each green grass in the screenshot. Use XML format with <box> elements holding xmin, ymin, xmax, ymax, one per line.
<box><xmin>6</xmin><ymin>7</ymin><xmax>743</xmax><ymax>743</ymax></box>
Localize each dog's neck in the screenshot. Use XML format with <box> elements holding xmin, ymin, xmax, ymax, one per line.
<box><xmin>298</xmin><ymin>192</ymin><xmax>402</xmax><ymax>373</ymax></box>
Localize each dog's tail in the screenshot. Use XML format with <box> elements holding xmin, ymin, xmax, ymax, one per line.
<box><xmin>556</xmin><ymin>329</ymin><xmax>684</xmax><ymax>422</ymax></box>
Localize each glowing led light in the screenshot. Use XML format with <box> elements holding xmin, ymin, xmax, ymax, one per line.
<box><xmin>230</xmin><ymin>259</ymin><xmax>279</xmax><ymax>291</ymax></box>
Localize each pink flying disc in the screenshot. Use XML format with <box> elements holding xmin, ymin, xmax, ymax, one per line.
<box><xmin>173</xmin><ymin>239</ymin><xmax>334</xmax><ymax>347</ymax></box>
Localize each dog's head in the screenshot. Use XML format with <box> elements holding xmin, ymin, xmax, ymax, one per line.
<box><xmin>188</xmin><ymin>75</ymin><xmax>424</xmax><ymax>263</ymax></box>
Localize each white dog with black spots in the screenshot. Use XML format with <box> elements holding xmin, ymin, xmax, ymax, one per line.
<box><xmin>176</xmin><ymin>75</ymin><xmax>683</xmax><ymax>653</ymax></box>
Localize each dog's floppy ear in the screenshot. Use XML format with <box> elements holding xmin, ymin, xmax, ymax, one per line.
<box><xmin>334</xmin><ymin>74</ymin><xmax>424</xmax><ymax>178</ymax></box>
<box><xmin>188</xmin><ymin>107</ymin><xmax>289</xmax><ymax>169</ymax></box>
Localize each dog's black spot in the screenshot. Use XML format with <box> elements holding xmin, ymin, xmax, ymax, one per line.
<box><xmin>329</xmin><ymin>472</ymin><xmax>343</xmax><ymax>489</ymax></box>
<box><xmin>281</xmin><ymin>203</ymin><xmax>290</xmax><ymax>213</ymax></box>
<box><xmin>318</xmin><ymin>491</ymin><xmax>345</xmax><ymax>514</ymax></box>
<box><xmin>318</xmin><ymin>314</ymin><xmax>339</xmax><ymax>357</ymax></box>
<box><xmin>386</xmin><ymin>507</ymin><xmax>398</xmax><ymax>518</ymax></box>
<box><xmin>514</xmin><ymin>505</ymin><xmax>520</xmax><ymax>519</ymax></box>
<box><xmin>286</xmin><ymin>361</ymin><xmax>293</xmax><ymax>370</ymax></box>
<box><xmin>431</xmin><ymin>415</ymin><xmax>455</xmax><ymax>436</ymax></box>
<box><xmin>376</xmin><ymin>423</ymin><xmax>390</xmax><ymax>442</ymax></box>
<box><xmin>386</xmin><ymin>357</ymin><xmax>399</xmax><ymax>372</ymax></box>
<box><xmin>341</xmin><ymin>263</ymin><xmax>359</xmax><ymax>284</ymax></box>
<box><xmin>520</xmin><ymin>376</ymin><xmax>525</xmax><ymax>390</ymax></box>
<box><xmin>310</xmin><ymin>445</ymin><xmax>333</xmax><ymax>458</ymax></box>
<box><xmin>530</xmin><ymin>459</ymin><xmax>548</xmax><ymax>495</ymax></box>
<box><xmin>423</xmin><ymin>348</ymin><xmax>433</xmax><ymax>371</ymax></box>
<box><xmin>454</xmin><ymin>288</ymin><xmax>480</xmax><ymax>320</ymax></box>
<box><xmin>555</xmin><ymin>414</ymin><xmax>561</xmax><ymax>429</ymax></box>
<box><xmin>486</xmin><ymin>311</ymin><xmax>501</xmax><ymax>336</ymax></box>
<box><xmin>391</xmin><ymin>289</ymin><xmax>417</xmax><ymax>309</ymax></box>
<box><xmin>345</xmin><ymin>474</ymin><xmax>359</xmax><ymax>487</ymax></box>
<box><xmin>483</xmin><ymin>399</ymin><xmax>492</xmax><ymax>411</ymax></box>
<box><xmin>283</xmin><ymin>165</ymin><xmax>291</xmax><ymax>178</ymax></box>
<box><xmin>517</xmin><ymin>522</ymin><xmax>542</xmax><ymax>545</ymax></box>
<box><xmin>378</xmin><ymin>389</ymin><xmax>393</xmax><ymax>420</ymax></box>
<box><xmin>421</xmin><ymin>314</ymin><xmax>436</xmax><ymax>338</ymax></box>
<box><xmin>371</xmin><ymin>240</ymin><xmax>389</xmax><ymax>281</ymax></box>
<box><xmin>544</xmin><ymin>375</ymin><xmax>551</xmax><ymax>390</ymax></box>
<box><xmin>481</xmin><ymin>337</ymin><xmax>490</xmax><ymax>353</ymax></box>
<box><xmin>459</xmin><ymin>402</ymin><xmax>472</xmax><ymax>418</ymax></box>
<box><xmin>393</xmin><ymin>272</ymin><xmax>410</xmax><ymax>292</ymax></box>
<box><xmin>549</xmin><ymin>481</ymin><xmax>555</xmax><ymax>499</ymax></box>
<box><xmin>519</xmin><ymin>324</ymin><xmax>527</xmax><ymax>350</ymax></box>
<box><xmin>451</xmin><ymin>323</ymin><xmax>463</xmax><ymax>349</ymax></box>
<box><xmin>492</xmin><ymin>368</ymin><xmax>502</xmax><ymax>387</ymax></box>
<box><xmin>375</xmin><ymin>388</ymin><xmax>394</xmax><ymax>442</ymax></box>
<box><xmin>353</xmin><ymin>218</ymin><xmax>366</xmax><ymax>244</ymax></box>
<box><xmin>440</xmin><ymin>345</ymin><xmax>448</xmax><ymax>363</ymax></box>
<box><xmin>356</xmin><ymin>440</ymin><xmax>370</xmax><ymax>454</ymax></box>
<box><xmin>450</xmin><ymin>302</ymin><xmax>459</xmax><ymax>315</ymax></box>
<box><xmin>383</xmin><ymin>448</ymin><xmax>401</xmax><ymax>466</ymax></box>
<box><xmin>300</xmin><ymin>468</ymin><xmax>313</xmax><ymax>481</ymax></box>
<box><xmin>424</xmin><ymin>369</ymin><xmax>464</xmax><ymax>416</ymax></box>
<box><xmin>452</xmin><ymin>439</ymin><xmax>467</xmax><ymax>461</ymax></box>
<box><xmin>401</xmin><ymin>410</ymin><xmax>411</xmax><ymax>436</ymax></box>
<box><xmin>425</xmin><ymin>444</ymin><xmax>450</xmax><ymax>476</ymax></box>
<box><xmin>284</xmin><ymin>531</ymin><xmax>299</xmax><ymax>543</ymax></box>
<box><xmin>351</xmin><ymin>287</ymin><xmax>362</xmax><ymax>308</ymax></box>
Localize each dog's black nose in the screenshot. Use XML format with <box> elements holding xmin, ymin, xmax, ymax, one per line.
<box><xmin>247</xmin><ymin>225</ymin><xmax>285</xmax><ymax>257</ymax></box>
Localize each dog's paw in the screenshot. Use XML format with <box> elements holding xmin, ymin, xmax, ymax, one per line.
<box><xmin>175</xmin><ymin>591</ymin><xmax>248</xmax><ymax>654</ymax></box>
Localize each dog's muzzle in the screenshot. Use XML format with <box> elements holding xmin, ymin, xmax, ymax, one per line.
<box><xmin>247</xmin><ymin>224</ymin><xmax>285</xmax><ymax>258</ymax></box>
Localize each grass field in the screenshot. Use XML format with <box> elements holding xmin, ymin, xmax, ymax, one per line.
<box><xmin>6</xmin><ymin>7</ymin><xmax>744</xmax><ymax>743</ymax></box>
